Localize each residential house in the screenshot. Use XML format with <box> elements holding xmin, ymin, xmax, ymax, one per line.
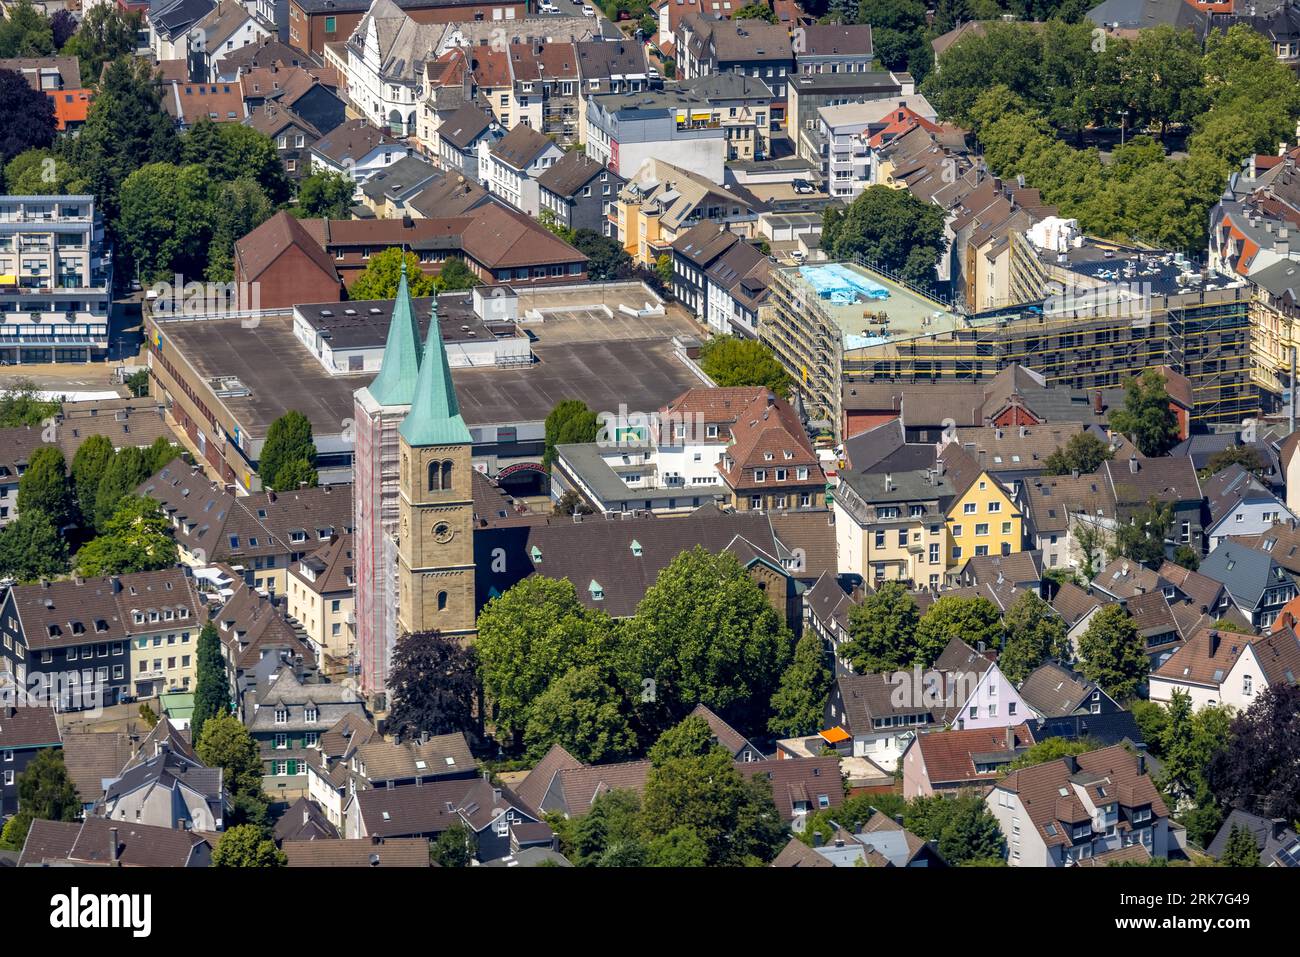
<box><xmin>303</xmin><ymin>711</ymin><xmax>376</xmax><ymax>827</ymax></box>
<box><xmin>738</xmin><ymin>756</ymin><xmax>842</xmax><ymax>832</ymax></box>
<box><xmin>1203</xmin><ymin>463</ymin><xmax>1295</xmax><ymax>550</ymax></box>
<box><xmin>213</xmin><ymin>582</ymin><xmax>320</xmax><ymax>711</ymax></box>
<box><xmin>505</xmin><ymin>41</ymin><xmax>581</xmax><ymax>143</ymax></box>
<box><xmin>538</xmin><ymin>150</ymin><xmax>625</xmax><ymax>236</ymax></box>
<box><xmin>987</xmin><ymin>744</ymin><xmax>1170</xmax><ymax>866</ymax></box>
<box><xmin>938</xmin><ymin>443</ymin><xmax>1024</xmax><ymax>566</ymax></box>
<box><xmin>574</xmin><ymin>38</ymin><xmax>650</xmax><ymax>145</ymax></box>
<box><xmin>229</xmin><ymin>209</ymin><xmax>343</xmax><ymax>309</ymax></box>
<box><xmin>1149</xmin><ymin>626</ymin><xmax>1300</xmax><ymax>710</ymax></box>
<box><xmin>674</xmin><ymin>14</ymin><xmax>792</xmax><ymax>124</ymax></box>
<box><xmin>340</xmin><ymin>0</ymin><xmax>440</xmax><ymax>137</ymax></box>
<box><xmin>514</xmin><ymin>753</ymin><xmax>652</xmax><ymax>818</ymax></box>
<box><xmin>343</xmin><ymin>776</ymin><xmax>468</xmax><ymax>840</ymax></box>
<box><xmin>249</xmin><ymin>102</ymin><xmax>323</xmax><ymax>182</ymax></box>
<box><xmin>282</xmin><ymin>836</ymin><xmax>429</xmax><ymax>866</ymax></box>
<box><xmin>901</xmin><ymin>723</ymin><xmax>1035</xmax><ymax>799</ymax></box>
<box><xmin>357</xmin><ymin>153</ymin><xmax>440</xmax><ymax>218</ymax></box>
<box><xmin>484</xmin><ymin>123</ymin><xmax>565</xmax><ymax>216</ymax></box>
<box><xmin>1200</xmin><ymin>541</ymin><xmax>1298</xmax><ymax>629</ymax></box>
<box><xmin>676</xmin><ymin>72</ymin><xmax>775</xmax><ymax>161</ymax></box>
<box><xmin>434</xmin><ymin>103</ymin><xmax>501</xmax><ymax>185</ymax></box>
<box><xmin>286</xmin><ymin>533</ymin><xmax>355</xmax><ymax>668</ymax></box>
<box><xmin>1049</xmin><ymin>582</ymin><xmax>1103</xmax><ymax>650</ymax></box>
<box><xmin>802</xmin><ymin>571</ymin><xmax>860</xmax><ymax>672</ymax></box>
<box><xmin>833</xmin><ymin>466</ymin><xmax>954</xmax><ymax>589</ymax></box>
<box><xmin>98</xmin><ymin>747</ymin><xmax>225</xmax><ymax>831</ymax></box>
<box><xmin>586</xmin><ymin>89</ymin><xmax>727</xmax><ymax>184</ymax></box>
<box><xmin>0</xmin><ymin>705</ymin><xmax>59</xmax><ymax>817</ymax></box>
<box><xmin>615</xmin><ymin>158</ymin><xmax>756</xmax><ymax>266</ymax></box>
<box><xmin>794</xmin><ymin>23</ymin><xmax>875</xmax><ymax>75</ymax></box>
<box><xmin>1019</xmin><ymin>470</ymin><xmax>1118</xmax><ymax>572</ymax></box>
<box><xmin>689</xmin><ymin>702</ymin><xmax>765</xmax><ymax>762</ymax></box>
<box><xmin>161</xmin><ymin>80</ymin><xmax>248</xmax><ymax>128</ymax></box>
<box><xmin>150</xmin><ymin>0</ymin><xmax>216</xmax><ymax>63</ymax></box>
<box><xmin>247</xmin><ymin>664</ymin><xmax>366</xmax><ymax>795</ymax></box>
<box><xmin>188</xmin><ymin>0</ymin><xmax>272</xmax><ymax>82</ymax></box>
<box><xmin>702</xmin><ymin>236</ymin><xmax>772</xmax><ymax>338</ymax></box>
<box><xmin>273</xmin><ymin>796</ymin><xmax>339</xmax><ymax>843</ymax></box>
<box><xmin>0</xmin><ymin>570</ymin><xmax>203</xmax><ymax>712</ymax></box>
<box><xmin>1016</xmin><ymin>661</ymin><xmax>1124</xmax><ymax>722</ymax></box>
<box><xmin>309</xmin><ymin>117</ymin><xmax>410</xmax><ymax>194</ymax></box>
<box><xmin>1103</xmin><ymin>455</ymin><xmax>1204</xmax><ymax>557</ymax></box>
<box><xmin>18</xmin><ymin>817</ymin><xmax>213</xmax><ymax>867</ymax></box>
<box><xmin>1207</xmin><ymin>809</ymin><xmax>1300</xmax><ymax>867</ymax></box>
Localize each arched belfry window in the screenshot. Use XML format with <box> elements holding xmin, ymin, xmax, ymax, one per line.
<box><xmin>427</xmin><ymin>459</ymin><xmax>441</xmax><ymax>492</ymax></box>
<box><xmin>441</xmin><ymin>460</ymin><xmax>453</xmax><ymax>490</ymax></box>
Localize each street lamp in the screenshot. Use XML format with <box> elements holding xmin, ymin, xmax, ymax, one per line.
<box><xmin>1119</xmin><ymin>109</ymin><xmax>1129</xmax><ymax>147</ymax></box>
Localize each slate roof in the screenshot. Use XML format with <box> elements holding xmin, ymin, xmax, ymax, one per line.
<box><xmin>274</xmin><ymin>797</ymin><xmax>339</xmax><ymax>843</ymax></box>
<box><xmin>513</xmin><ymin>743</ymin><xmax>583</xmax><ymax>818</ymax></box>
<box><xmin>1017</xmin><ymin>662</ymin><xmax>1106</xmax><ymax>718</ymax></box>
<box><xmin>20</xmin><ymin>817</ymin><xmax>211</xmax><ymax>867</ymax></box>
<box><xmin>1200</xmin><ymin>542</ymin><xmax>1292</xmax><ymax>613</ymax></box>
<box><xmin>0</xmin><ymin>705</ymin><xmax>59</xmax><ymax>750</ymax></box>
<box><xmin>437</xmin><ymin>102</ymin><xmax>493</xmax><ymax>149</ymax></box>
<box><xmin>738</xmin><ymin>756</ymin><xmax>843</xmax><ymax>823</ymax></box>
<box><xmin>1207</xmin><ymin>809</ymin><xmax>1300</xmax><ymax>866</ymax></box>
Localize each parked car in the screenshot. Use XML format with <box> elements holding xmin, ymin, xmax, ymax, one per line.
<box><xmin>582</xmin><ymin>4</ymin><xmax>595</xmax><ymax>15</ymax></box>
<box><xmin>792</xmin><ymin>178</ymin><xmax>815</xmax><ymax>195</ymax></box>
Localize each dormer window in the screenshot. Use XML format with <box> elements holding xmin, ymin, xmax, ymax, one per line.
<box><xmin>275</xmin><ymin>709</ymin><xmax>289</xmax><ymax>724</ymax></box>
<box><xmin>304</xmin><ymin>708</ymin><xmax>318</xmax><ymax>723</ymax></box>
<box><xmin>589</xmin><ymin>580</ymin><xmax>604</xmax><ymax>601</ymax></box>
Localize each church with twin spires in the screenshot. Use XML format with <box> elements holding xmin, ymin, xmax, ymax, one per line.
<box><xmin>353</xmin><ymin>263</ymin><xmax>475</xmax><ymax>704</ymax></box>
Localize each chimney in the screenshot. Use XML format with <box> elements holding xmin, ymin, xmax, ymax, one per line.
<box><xmin>1071</xmin><ymin>468</ymin><xmax>1080</xmax><ymax>479</ymax></box>
<box><xmin>1210</xmin><ymin>630</ymin><xmax>1221</xmax><ymax>658</ymax></box>
<box><xmin>1272</xmin><ymin>818</ymin><xmax>1287</xmax><ymax>840</ymax></box>
<box><xmin>1093</xmin><ymin>390</ymin><xmax>1104</xmax><ymax>415</ymax></box>
<box><xmin>893</xmin><ymin>814</ymin><xmax>905</xmax><ymax>827</ymax></box>
<box><xmin>109</xmin><ymin>826</ymin><xmax>120</xmax><ymax>864</ymax></box>
<box><xmin>1006</xmin><ymin>725</ymin><xmax>1016</xmax><ymax>750</ymax></box>
<box><xmin>1137</xmin><ymin>753</ymin><xmax>1146</xmax><ymax>776</ymax></box>
<box><xmin>813</xmin><ymin>830</ymin><xmax>824</xmax><ymax>847</ymax></box>
<box><xmin>1128</xmin><ymin>455</ymin><xmax>1139</xmax><ymax>474</ymax></box>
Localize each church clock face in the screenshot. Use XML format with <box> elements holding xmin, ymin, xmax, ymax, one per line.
<box><xmin>433</xmin><ymin>521</ymin><xmax>455</xmax><ymax>544</ymax></box>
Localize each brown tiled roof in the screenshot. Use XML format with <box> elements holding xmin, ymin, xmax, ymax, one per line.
<box><xmin>738</xmin><ymin>756</ymin><xmax>843</xmax><ymax>823</ymax></box>
<box><xmin>234</xmin><ymin>210</ymin><xmax>339</xmax><ymax>284</ymax></box>
<box><xmin>458</xmin><ymin>202</ymin><xmax>586</xmax><ymax>269</ymax></box>
<box><xmin>799</xmin><ymin>23</ymin><xmax>872</xmax><ymax>56</ymax></box>
<box><xmin>913</xmin><ymin>723</ymin><xmax>1035</xmax><ymax>786</ymax></box>
<box><xmin>514</xmin><ymin>742</ymin><xmax>583</xmax><ymax>817</ymax></box>
<box><xmin>1092</xmin><ymin>557</ymin><xmax>1162</xmax><ymax>599</ymax></box>
<box><xmin>1017</xmin><ymin>662</ymin><xmax>1103</xmax><ymax>718</ymax></box>
<box><xmin>995</xmin><ymin>745</ymin><xmax>1168</xmax><ymax>849</ymax></box>
<box><xmin>163</xmin><ymin>80</ymin><xmax>246</xmax><ymax>124</ymax></box>
<box><xmin>1076</xmin><ymin>843</ymin><xmax>1151</xmax><ymax>866</ymax></box>
<box><xmin>17</xmin><ymin>819</ymin><xmax>80</xmax><ymax>865</ymax></box>
<box><xmin>437</xmin><ymin>102</ymin><xmax>492</xmax><ymax>150</ymax></box>
<box><xmin>771</xmin><ymin>835</ymin><xmax>835</xmax><ymax>867</ymax></box>
<box><xmin>1156</xmin><ymin>561</ymin><xmax>1225</xmax><ymax>612</ymax></box>
<box><xmin>311</xmin><ymin>117</ymin><xmax>398</xmax><ymax>164</ymax></box>
<box><xmin>215</xmin><ymin>582</ymin><xmax>316</xmax><ymax>670</ymax></box>
<box><xmin>11</xmin><ymin>568</ymin><xmax>201</xmax><ymax>652</ymax></box>
<box><xmin>456</xmin><ymin>776</ymin><xmax>534</xmax><ymax>831</ymax></box>
<box><xmin>352</xmin><ymin>778</ymin><xmax>469</xmax><ymax>836</ymax></box>
<box><xmin>1104</xmin><ymin>455</ymin><xmax>1201</xmax><ymax>509</ymax></box>
<box><xmin>537</xmin><ymin>149</ymin><xmax>608</xmax><ymax>199</ymax></box>
<box><xmin>60</xmin><ymin>731</ymin><xmax>137</xmax><ymax>803</ymax></box>
<box><xmin>356</xmin><ymin>733</ymin><xmax>474</xmax><ymax>782</ymax></box>
<box><xmin>21</xmin><ymin>817</ymin><xmax>211</xmax><ymax>866</ymax></box>
<box><xmin>1022</xmin><ymin>471</ymin><xmax>1116</xmax><ymax>535</ymax></box>
<box><xmin>836</xmin><ymin>672</ymin><xmax>931</xmax><ymax>730</ymax></box>
<box><xmin>1152</xmin><ymin>627</ymin><xmax>1249</xmax><ymax>686</ymax></box>
<box><xmin>767</xmin><ymin>509</ymin><xmax>838</xmax><ymax>581</ymax></box>
<box><xmin>689</xmin><ymin>703</ymin><xmax>759</xmax><ymax>758</ymax></box>
<box><xmin>248</xmin><ymin>102</ymin><xmax>321</xmax><ymax>139</ymax></box>
<box><xmin>273</xmin><ymin>796</ymin><xmax>339</xmax><ymax>843</ymax></box>
<box><xmin>292</xmin><ymin>533</ymin><xmax>354</xmax><ymax>595</ymax></box>
<box><xmin>283</xmin><ymin>837</ymin><xmax>430</xmax><ymax>866</ymax></box>
<box><xmin>1251</xmin><ymin>625</ymin><xmax>1300</xmax><ymax>686</ymax></box>
<box><xmin>858</xmin><ymin>809</ymin><xmax>932</xmax><ymax>863</ymax></box>
<box><xmin>0</xmin><ymin>705</ymin><xmax>59</xmax><ymax>750</ymax></box>
<box><xmin>550</xmin><ymin>760</ymin><xmax>651</xmax><ymax>816</ymax></box>
<box><xmin>1125</xmin><ymin>591</ymin><xmax>1178</xmax><ymax>640</ymax></box>
<box><xmin>1050</xmin><ymin>582</ymin><xmax>1102</xmax><ymax>627</ymax></box>
<box><xmin>490</xmin><ymin>123</ymin><xmax>552</xmax><ymax>169</ymax></box>
<box><xmin>1230</xmin><ymin>525</ymin><xmax>1300</xmax><ymax>575</ymax></box>
<box><xmin>318</xmin><ymin>711</ymin><xmax>377</xmax><ymax>759</ymax></box>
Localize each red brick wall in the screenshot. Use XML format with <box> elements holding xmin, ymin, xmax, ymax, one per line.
<box><xmin>238</xmin><ymin>244</ymin><xmax>342</xmax><ymax>310</ymax></box>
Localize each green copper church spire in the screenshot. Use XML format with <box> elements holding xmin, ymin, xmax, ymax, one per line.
<box><xmin>366</xmin><ymin>258</ymin><xmax>422</xmax><ymax>407</ymax></box>
<box><xmin>399</xmin><ymin>288</ymin><xmax>472</xmax><ymax>447</ymax></box>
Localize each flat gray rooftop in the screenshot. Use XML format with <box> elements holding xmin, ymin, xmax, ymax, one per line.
<box><xmin>158</xmin><ymin>302</ymin><xmax>705</xmax><ymax>437</ymax></box>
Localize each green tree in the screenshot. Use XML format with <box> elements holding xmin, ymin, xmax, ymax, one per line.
<box><xmin>1218</xmin><ymin>823</ymin><xmax>1261</xmax><ymax>867</ymax></box>
<box><xmin>76</xmin><ymin>495</ymin><xmax>175</xmax><ymax>575</ymax></box>
<box><xmin>1201</xmin><ymin>445</ymin><xmax>1265</xmax><ymax>479</ymax></box>
<box><xmin>698</xmin><ymin>336</ymin><xmax>791</xmax><ymax>397</ymax></box>
<box><xmin>524</xmin><ymin>664</ymin><xmax>638</xmax><ymax>763</ymax></box>
<box><xmin>623</xmin><ymin>546</ymin><xmax>793</xmax><ymax>736</ymax></box>
<box><xmin>0</xmin><ymin>509</ymin><xmax>69</xmax><ymax>581</ymax></box>
<box><xmin>3</xmin><ymin>147</ymin><xmax>87</xmax><ymax>194</ymax></box>
<box><xmin>0</xmin><ymin>380</ymin><xmax>58</xmax><ymax>426</ymax></box>
<box><xmin>654</xmin><ymin>252</ymin><xmax>673</xmax><ymax>288</ymax></box>
<box><xmin>570</xmin><ymin>229</ymin><xmax>630</xmax><ymax>281</ymax></box>
<box><xmin>118</xmin><ymin>162</ymin><xmax>215</xmax><ymax>283</ymax></box>
<box><xmin>475</xmin><ymin>576</ymin><xmax>614</xmax><ymax>747</ymax></box>
<box><xmin>91</xmin><ymin>446</ymin><xmax>156</xmax><ymax>530</ymax></box>
<box><xmin>348</xmin><ymin>248</ymin><xmax>437</xmax><ymax>300</ymax></box>
<box><xmin>258</xmin><ymin>410</ymin><xmax>318</xmax><ymax>492</ymax></box>
<box><xmin>842</xmin><ymin>581</ymin><xmax>920</xmax><ymax>673</ymax></box>
<box><xmin>433</xmin><ymin>256</ymin><xmax>480</xmax><ymax>292</ymax></box>
<box><xmin>768</xmin><ymin>630</ymin><xmax>832</xmax><ymax>736</ymax></box>
<box><xmin>999</xmin><ymin>590</ymin><xmax>1068</xmax><ymax>682</ymax></box>
<box><xmin>647</xmin><ymin>825</ymin><xmax>710</xmax><ymax>866</ymax></box>
<box><xmin>1077</xmin><ymin>603</ymin><xmax>1146</xmax><ymax>701</ymax></box>
<box><xmin>293</xmin><ymin>169</ymin><xmax>355</xmax><ymax>219</ymax></box>
<box><xmin>914</xmin><ymin>595</ymin><xmax>1004</xmax><ymax>666</ymax></box>
<box><xmin>63</xmin><ymin>5</ymin><xmax>141</xmax><ymax>85</ymax></box>
<box><xmin>387</xmin><ymin>629</ymin><xmax>479</xmax><ymax>743</ymax></box>
<box><xmin>0</xmin><ymin>0</ymin><xmax>53</xmax><ymax>59</ymax></box>
<box><xmin>205</xmin><ymin>177</ymin><xmax>274</xmax><ymax>282</ymax></box>
<box><xmin>904</xmin><ymin>794</ymin><xmax>1004</xmax><ymax>865</ymax></box>
<box><xmin>1109</xmin><ymin>370</ymin><xmax>1180</xmax><ymax>456</ymax></box>
<box><xmin>1111</xmin><ymin>498</ymin><xmax>1174</xmax><ymax>567</ymax></box>
<box><xmin>640</xmin><ymin>747</ymin><xmax>783</xmax><ymax>866</ymax></box>
<box><xmin>1005</xmin><ymin>737</ymin><xmax>1094</xmax><ymax>770</ymax></box>
<box><xmin>542</xmin><ymin>399</ymin><xmax>598</xmax><ymax>470</ymax></box>
<box><xmin>72</xmin><ymin>55</ymin><xmax>180</xmax><ymax>223</ymax></box>
<box><xmin>570</xmin><ymin>788</ymin><xmax>645</xmax><ymax>867</ymax></box>
<box><xmin>0</xmin><ymin>749</ymin><xmax>80</xmax><ymax>851</ymax></box>
<box><xmin>1042</xmin><ymin>431</ymin><xmax>1113</xmax><ymax>476</ymax></box>
<box><xmin>647</xmin><ymin>714</ymin><xmax>716</xmax><ymax>766</ymax></box>
<box><xmin>211</xmin><ymin>824</ymin><xmax>286</xmax><ymax>867</ymax></box>
<box><xmin>70</xmin><ymin>433</ymin><xmax>115</xmax><ymax>525</ymax></box>
<box><xmin>181</xmin><ymin>118</ymin><xmax>292</xmax><ymax>205</ymax></box>
<box><xmin>1130</xmin><ymin>699</ymin><xmax>1169</xmax><ymax>755</ymax></box>
<box><xmin>430</xmin><ymin>821</ymin><xmax>476</xmax><ymax>867</ymax></box>
<box><xmin>195</xmin><ymin>713</ymin><xmax>267</xmax><ymax>824</ymax></box>
<box><xmin>552</xmin><ymin>489</ymin><xmax>593</xmax><ymax>516</ymax></box>
<box><xmin>734</xmin><ymin>2</ymin><xmax>777</xmax><ymax>21</ymax></box>
<box><xmin>191</xmin><ymin>621</ymin><xmax>231</xmax><ymax>747</ymax></box>
<box><xmin>1171</xmin><ymin>544</ymin><xmax>1200</xmax><ymax>572</ymax></box>
<box><xmin>16</xmin><ymin>445</ymin><xmax>73</xmax><ymax>529</ymax></box>
<box><xmin>821</xmin><ymin>184</ymin><xmax>945</xmax><ymax>286</ymax></box>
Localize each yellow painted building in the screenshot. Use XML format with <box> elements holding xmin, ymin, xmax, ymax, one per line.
<box><xmin>942</xmin><ymin>450</ymin><xmax>1023</xmax><ymax>565</ymax></box>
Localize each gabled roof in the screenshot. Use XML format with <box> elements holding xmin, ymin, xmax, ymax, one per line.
<box><xmin>0</xmin><ymin>705</ymin><xmax>59</xmax><ymax>750</ymax></box>
<box><xmin>437</xmin><ymin>102</ymin><xmax>493</xmax><ymax>150</ymax></box>
<box><xmin>283</xmin><ymin>837</ymin><xmax>429</xmax><ymax>866</ymax></box>
<box><xmin>737</xmin><ymin>756</ymin><xmax>843</xmax><ymax>823</ymax></box>
<box><xmin>689</xmin><ymin>703</ymin><xmax>764</xmax><ymax>759</ymax></box>
<box><xmin>234</xmin><ymin>210</ymin><xmax>340</xmax><ymax>285</ymax></box>
<box><xmin>513</xmin><ymin>743</ymin><xmax>583</xmax><ymax>818</ymax></box>
<box><xmin>489</xmin><ymin>122</ymin><xmax>554</xmax><ymax>170</ymax></box>
<box><xmin>20</xmin><ymin>817</ymin><xmax>210</xmax><ymax>867</ymax></box>
<box><xmin>537</xmin><ymin>150</ymin><xmax>613</xmax><ymax>199</ymax></box>
<box><xmin>912</xmin><ymin>723</ymin><xmax>1035</xmax><ymax>786</ymax></box>
<box><xmin>1049</xmin><ymin>582</ymin><xmax>1102</xmax><ymax>628</ymax></box>
<box><xmin>1151</xmin><ymin>627</ymin><xmax>1249</xmax><ymax>686</ymax></box>
<box><xmin>1200</xmin><ymin>542</ymin><xmax>1292</xmax><ymax>612</ymax></box>
<box><xmin>273</xmin><ymin>796</ymin><xmax>340</xmax><ymax>843</ymax></box>
<box><xmin>1017</xmin><ymin>662</ymin><xmax>1106</xmax><ymax>718</ymax></box>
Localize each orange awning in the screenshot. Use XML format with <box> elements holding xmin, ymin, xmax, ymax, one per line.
<box><xmin>819</xmin><ymin>726</ymin><xmax>850</xmax><ymax>745</ymax></box>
